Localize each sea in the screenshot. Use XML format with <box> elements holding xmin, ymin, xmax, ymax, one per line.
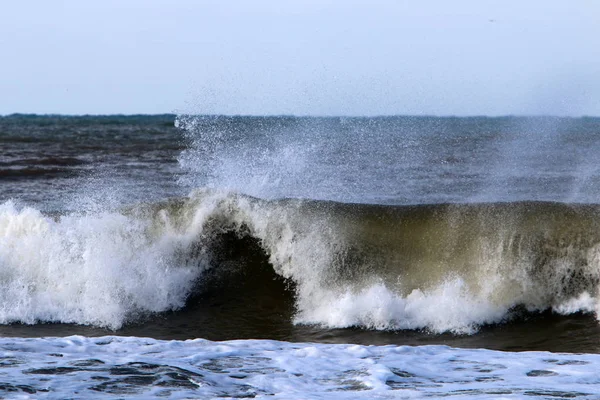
<box><xmin>2</xmin><ymin>114</ymin><xmax>600</xmax><ymax>398</ymax></box>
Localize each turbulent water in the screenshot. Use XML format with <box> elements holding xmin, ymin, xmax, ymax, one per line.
<box><xmin>3</xmin><ymin>114</ymin><xmax>600</xmax><ymax>398</ymax></box>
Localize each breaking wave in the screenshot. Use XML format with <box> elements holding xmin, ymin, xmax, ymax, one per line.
<box><xmin>2</xmin><ymin>190</ymin><xmax>600</xmax><ymax>334</ymax></box>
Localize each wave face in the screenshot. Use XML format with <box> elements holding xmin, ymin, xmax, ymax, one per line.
<box><xmin>3</xmin><ymin>190</ymin><xmax>600</xmax><ymax>334</ymax></box>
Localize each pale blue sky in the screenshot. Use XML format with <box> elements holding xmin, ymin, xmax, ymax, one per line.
<box><xmin>1</xmin><ymin>1</ymin><xmax>599</xmax><ymax>116</ymax></box>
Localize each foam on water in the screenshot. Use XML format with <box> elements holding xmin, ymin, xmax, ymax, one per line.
<box><xmin>295</xmin><ymin>280</ymin><xmax>507</xmax><ymax>334</ymax></box>
<box><xmin>0</xmin><ymin>335</ymin><xmax>599</xmax><ymax>399</ymax></box>
<box><xmin>0</xmin><ymin>201</ymin><xmax>200</xmax><ymax>329</ymax></box>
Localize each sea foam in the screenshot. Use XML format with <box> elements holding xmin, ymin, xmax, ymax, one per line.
<box><xmin>0</xmin><ymin>201</ymin><xmax>199</xmax><ymax>329</ymax></box>
<box><xmin>0</xmin><ymin>335</ymin><xmax>599</xmax><ymax>398</ymax></box>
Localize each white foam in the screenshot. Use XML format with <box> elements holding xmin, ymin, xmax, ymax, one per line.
<box><xmin>0</xmin><ymin>201</ymin><xmax>201</xmax><ymax>329</ymax></box>
<box><xmin>294</xmin><ymin>280</ymin><xmax>508</xmax><ymax>334</ymax></box>
<box><xmin>1</xmin><ymin>335</ymin><xmax>599</xmax><ymax>399</ymax></box>
<box><xmin>553</xmin><ymin>291</ymin><xmax>599</xmax><ymax>315</ymax></box>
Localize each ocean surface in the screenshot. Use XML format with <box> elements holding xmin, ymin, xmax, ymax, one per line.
<box><xmin>2</xmin><ymin>114</ymin><xmax>600</xmax><ymax>398</ymax></box>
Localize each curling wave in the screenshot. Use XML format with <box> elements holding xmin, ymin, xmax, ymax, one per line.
<box><xmin>2</xmin><ymin>190</ymin><xmax>600</xmax><ymax>333</ymax></box>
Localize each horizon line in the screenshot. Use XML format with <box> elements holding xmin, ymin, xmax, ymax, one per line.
<box><xmin>1</xmin><ymin>112</ymin><xmax>600</xmax><ymax>119</ymax></box>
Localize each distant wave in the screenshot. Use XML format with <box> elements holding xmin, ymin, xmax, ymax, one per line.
<box><xmin>2</xmin><ymin>190</ymin><xmax>600</xmax><ymax>333</ymax></box>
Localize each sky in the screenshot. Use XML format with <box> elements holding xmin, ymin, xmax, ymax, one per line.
<box><xmin>1</xmin><ymin>0</ymin><xmax>599</xmax><ymax>116</ymax></box>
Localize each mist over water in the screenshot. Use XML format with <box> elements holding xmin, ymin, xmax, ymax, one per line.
<box><xmin>4</xmin><ymin>114</ymin><xmax>600</xmax><ymax>209</ymax></box>
<box><xmin>176</xmin><ymin>115</ymin><xmax>600</xmax><ymax>205</ymax></box>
